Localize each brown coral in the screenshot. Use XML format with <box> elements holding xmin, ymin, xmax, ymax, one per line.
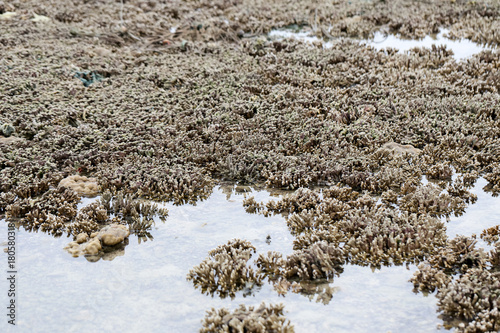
<box><xmin>437</xmin><ymin>269</ymin><xmax>500</xmax><ymax>332</ymax></box>
<box><xmin>201</xmin><ymin>303</ymin><xmax>294</xmax><ymax>333</ymax></box>
<box><xmin>59</xmin><ymin>175</ymin><xmax>99</xmax><ymax>197</ymax></box>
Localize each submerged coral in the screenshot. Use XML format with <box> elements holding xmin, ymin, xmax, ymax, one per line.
<box><xmin>201</xmin><ymin>303</ymin><xmax>294</xmax><ymax>333</ymax></box>
<box><xmin>1</xmin><ymin>0</ymin><xmax>499</xmax><ymax>330</ymax></box>
<box><xmin>59</xmin><ymin>175</ymin><xmax>99</xmax><ymax>197</ymax></box>
<box><xmin>410</xmin><ymin>235</ymin><xmax>500</xmax><ymax>331</ymax></box>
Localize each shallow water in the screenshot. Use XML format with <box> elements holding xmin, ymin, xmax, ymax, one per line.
<box><xmin>1</xmin><ymin>179</ymin><xmax>499</xmax><ymax>332</ymax></box>
<box><xmin>269</xmin><ymin>28</ymin><xmax>494</xmax><ymax>61</ymax></box>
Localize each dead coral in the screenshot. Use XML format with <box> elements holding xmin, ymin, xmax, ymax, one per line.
<box><xmin>341</xmin><ymin>207</ymin><xmax>447</xmax><ymax>265</ymax></box>
<box><xmin>187</xmin><ymin>239</ymin><xmax>262</xmax><ymax>298</ymax></box>
<box><xmin>410</xmin><ymin>263</ymin><xmax>452</xmax><ymax>293</ymax></box>
<box><xmin>59</xmin><ymin>175</ymin><xmax>99</xmax><ymax>197</ymax></box>
<box><xmin>410</xmin><ymin>236</ymin><xmax>489</xmax><ymax>294</ymax></box>
<box><xmin>283</xmin><ymin>241</ymin><xmax>344</xmax><ymax>280</ymax></box>
<box><xmin>201</xmin><ymin>303</ymin><xmax>294</xmax><ymax>333</ymax></box>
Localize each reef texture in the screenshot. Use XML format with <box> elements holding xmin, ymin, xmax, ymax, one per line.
<box><xmin>410</xmin><ymin>235</ymin><xmax>500</xmax><ymax>332</ymax></box>
<box><xmin>64</xmin><ymin>223</ymin><xmax>131</xmax><ymax>262</ymax></box>
<box><xmin>201</xmin><ymin>303</ymin><xmax>294</xmax><ymax>333</ymax></box>
<box><xmin>59</xmin><ymin>175</ymin><xmax>99</xmax><ymax>197</ymax></box>
<box><xmin>187</xmin><ymin>239</ymin><xmax>263</xmax><ymax>298</ymax></box>
<box><xmin>1</xmin><ymin>0</ymin><xmax>500</xmax><ymax>331</ymax></box>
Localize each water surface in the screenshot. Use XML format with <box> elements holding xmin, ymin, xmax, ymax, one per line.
<box><xmin>269</xmin><ymin>28</ymin><xmax>494</xmax><ymax>61</ymax></box>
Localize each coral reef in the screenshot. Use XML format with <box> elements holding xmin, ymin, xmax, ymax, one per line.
<box><xmin>437</xmin><ymin>269</ymin><xmax>500</xmax><ymax>333</ymax></box>
<box><xmin>410</xmin><ymin>235</ymin><xmax>499</xmax><ymax>331</ymax></box>
<box><xmin>64</xmin><ymin>223</ymin><xmax>130</xmax><ymax>261</ymax></box>
<box><xmin>187</xmin><ymin>239</ymin><xmax>263</xmax><ymax>298</ymax></box>
<box><xmin>201</xmin><ymin>303</ymin><xmax>294</xmax><ymax>333</ymax></box>
<box><xmin>96</xmin><ymin>224</ymin><xmax>130</xmax><ymax>246</ymax></box>
<box><xmin>1</xmin><ymin>0</ymin><xmax>499</xmax><ymax>330</ymax></box>
<box><xmin>59</xmin><ymin>175</ymin><xmax>99</xmax><ymax>197</ymax></box>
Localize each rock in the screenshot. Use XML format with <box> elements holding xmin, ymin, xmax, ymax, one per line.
<box><xmin>97</xmin><ymin>224</ymin><xmax>130</xmax><ymax>246</ymax></box>
<box><xmin>381</xmin><ymin>142</ymin><xmax>421</xmax><ymax>155</ymax></box>
<box><xmin>31</xmin><ymin>13</ymin><xmax>51</xmax><ymax>23</ymax></box>
<box><xmin>59</xmin><ymin>175</ymin><xmax>99</xmax><ymax>196</ymax></box>
<box><xmin>64</xmin><ymin>241</ymin><xmax>81</xmax><ymax>257</ymax></box>
<box><xmin>75</xmin><ymin>233</ymin><xmax>89</xmax><ymax>244</ymax></box>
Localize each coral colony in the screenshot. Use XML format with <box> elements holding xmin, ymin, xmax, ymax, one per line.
<box><xmin>1</xmin><ymin>0</ymin><xmax>499</xmax><ymax>331</ymax></box>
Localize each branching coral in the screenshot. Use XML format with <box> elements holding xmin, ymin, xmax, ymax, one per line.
<box><xmin>201</xmin><ymin>303</ymin><xmax>294</xmax><ymax>333</ymax></box>
<box><xmin>256</xmin><ymin>241</ymin><xmax>344</xmax><ymax>282</ymax></box>
<box><xmin>399</xmin><ymin>184</ymin><xmax>468</xmax><ymax>219</ymax></box>
<box><xmin>187</xmin><ymin>239</ymin><xmax>262</xmax><ymax>298</ymax></box>
<box><xmin>6</xmin><ymin>186</ymin><xmax>79</xmax><ymax>236</ymax></box>
<box><xmin>411</xmin><ymin>236</ymin><xmax>489</xmax><ymax>293</ymax></box>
